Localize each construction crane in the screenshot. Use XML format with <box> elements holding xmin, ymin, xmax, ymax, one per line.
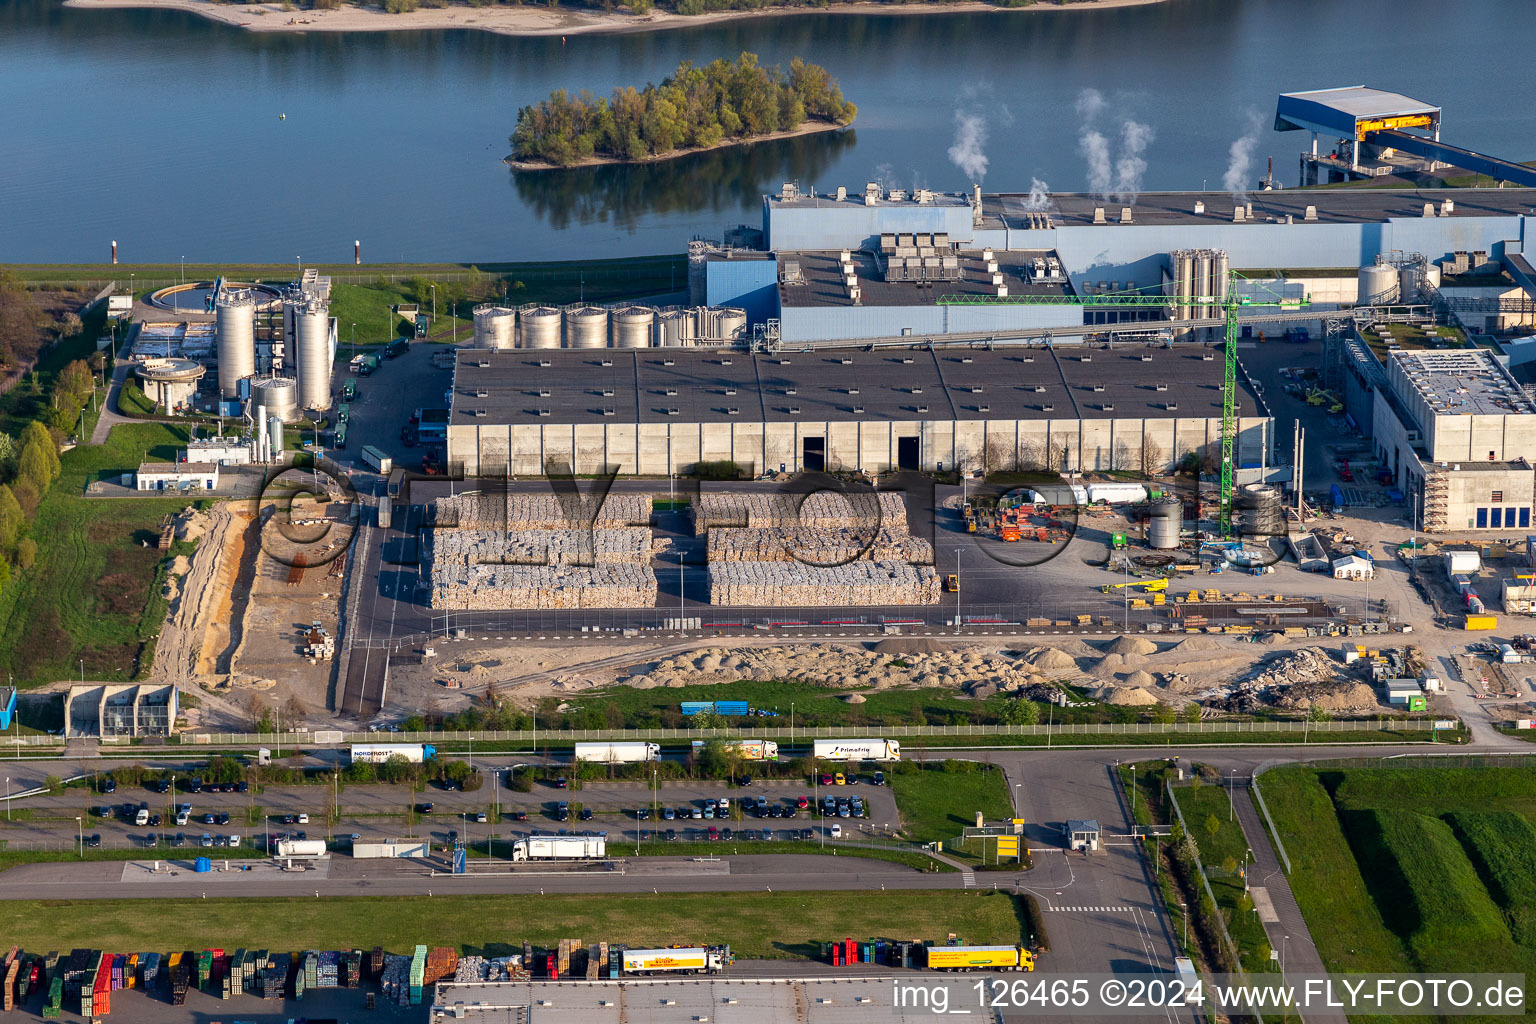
<box><xmin>938</xmin><ymin>273</ymin><xmax>1309</xmax><ymax>536</ymax></box>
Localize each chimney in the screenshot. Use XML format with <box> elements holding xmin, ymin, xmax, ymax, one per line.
<box><xmin>354</xmin><ymin>240</ymin><xmax>361</xmax><ymax>265</ymax></box>
<box><xmin>111</xmin><ymin>240</ymin><xmax>118</xmax><ymax>265</ymax></box>
<box><xmin>974</xmin><ymin>184</ymin><xmax>983</xmax><ymax>207</ymax></box>
<box><xmin>1194</xmin><ymin>200</ymin><xmax>1205</xmax><ymax>215</ymax></box>
<box><xmin>1422</xmin><ymin>203</ymin><xmax>1436</xmax><ymax>217</ymax></box>
<box><xmin>1120</xmin><ymin>208</ymin><xmax>1134</xmax><ymax>224</ymax></box>
<box><xmin>1093</xmin><ymin>207</ymin><xmax>1107</xmax><ymax>224</ymax></box>
<box><xmin>835</xmin><ymin>185</ymin><xmax>846</xmax><ymax>201</ymax></box>
<box><xmin>1245</xmin><ymin>202</ymin><xmax>1254</xmax><ymax>219</ymax></box>
<box><xmin>1233</xmin><ymin>207</ymin><xmax>1246</xmax><ymax>223</ymax></box>
<box><xmin>1304</xmin><ymin>205</ymin><xmax>1318</xmax><ymax>221</ymax></box>
<box><xmin>1441</xmin><ymin>198</ymin><xmax>1455</xmax><ymax>215</ymax></box>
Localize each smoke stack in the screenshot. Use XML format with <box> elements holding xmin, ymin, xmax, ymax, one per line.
<box><xmin>974</xmin><ymin>183</ymin><xmax>982</xmax><ymax>207</ymax></box>
<box><xmin>111</xmin><ymin>240</ymin><xmax>117</xmax><ymax>265</ymax></box>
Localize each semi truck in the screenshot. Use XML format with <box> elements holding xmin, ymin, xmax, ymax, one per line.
<box><xmin>691</xmin><ymin>739</ymin><xmax>779</xmax><ymax>761</ymax></box>
<box><xmin>274</xmin><ymin>839</ymin><xmax>329</xmax><ymax>858</ymax></box>
<box><xmin>923</xmin><ymin>945</ymin><xmax>1035</xmax><ymax>971</ymax></box>
<box><xmin>348</xmin><ymin>743</ymin><xmax>437</xmax><ymax>765</ymax></box>
<box><xmin>509</xmin><ymin>835</ymin><xmax>606</xmax><ymax>861</ymax></box>
<box><xmin>573</xmin><ymin>741</ymin><xmax>661</xmax><ymax>764</ymax></box>
<box><xmin>812</xmin><ymin>738</ymin><xmax>901</xmax><ymax>762</ymax></box>
<box><xmin>619</xmin><ymin>946</ymin><xmax>732</xmax><ymax>975</ymax></box>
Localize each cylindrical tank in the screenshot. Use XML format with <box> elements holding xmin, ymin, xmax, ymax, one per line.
<box><xmin>1423</xmin><ymin>263</ymin><xmax>1442</xmax><ymax>291</ymax></box>
<box><xmin>250</xmin><ymin>376</ymin><xmax>300</xmax><ymax>424</ymax></box>
<box><xmin>1148</xmin><ymin>499</ymin><xmax>1181</xmax><ymax>549</ymax></box>
<box><xmin>268</xmin><ymin>414</ymin><xmax>284</xmax><ymax>459</ymax></box>
<box><xmin>1398</xmin><ymin>266</ymin><xmax>1422</xmax><ymax>303</ymax></box>
<box><xmin>1175</xmin><ymin>250</ymin><xmax>1194</xmax><ymax>311</ymax></box>
<box><xmin>712</xmin><ymin>307</ymin><xmax>747</xmax><ymax>345</ymax></box>
<box><xmin>1236</xmin><ymin>482</ymin><xmax>1284</xmax><ymax>538</ymax></box>
<box><xmin>215</xmin><ymin>292</ymin><xmax>257</xmax><ymax>399</ymax></box>
<box><xmin>564</xmin><ymin>305</ymin><xmax>609</xmax><ymax>349</ymax></box>
<box><xmin>518</xmin><ymin>305</ymin><xmax>562</xmax><ymax>349</ymax></box>
<box><xmin>687</xmin><ymin>243</ymin><xmax>709</xmax><ymax>306</ymax></box>
<box><xmin>295</xmin><ymin>298</ymin><xmax>332</xmax><ymax>412</ymax></box>
<box><xmin>610</xmin><ymin>306</ymin><xmax>656</xmax><ymax>348</ymax></box>
<box><xmin>1213</xmin><ymin>251</ymin><xmax>1230</xmax><ymax>304</ymax></box>
<box><xmin>655</xmin><ymin>308</ymin><xmax>693</xmax><ymax>347</ymax></box>
<box><xmin>472</xmin><ymin>304</ymin><xmax>517</xmax><ymax>350</ymax></box>
<box><xmin>1358</xmin><ymin>264</ymin><xmax>1399</xmax><ymax>306</ymax></box>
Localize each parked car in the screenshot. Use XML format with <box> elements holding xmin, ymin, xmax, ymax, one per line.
<box><xmin>872</xmin><ymin>772</ymin><xmax>886</xmax><ymax>786</ymax></box>
<box><xmin>475</xmin><ymin>812</ymin><xmax>488</xmax><ymax>823</ymax></box>
<box><xmin>707</xmin><ymin>826</ymin><xmax>720</xmax><ymax>842</ymax></box>
<box><xmin>87</xmin><ymin>834</ymin><xmax>102</xmax><ymax>848</ymax></box>
<box><xmin>639</xmin><ymin>829</ymin><xmax>652</xmax><ymax>842</ymax></box>
<box><xmin>819</xmin><ymin>774</ymin><xmax>834</xmax><ymax>786</ymax></box>
<box><xmin>556</xmin><ymin>802</ymin><xmax>570</xmax><ymax>821</ymax></box>
<box><xmin>296</xmin><ymin>813</ymin><xmax>309</xmax><ymax>824</ymax></box>
<box><xmin>226</xmin><ymin>834</ymin><xmax>241</xmax><ymax>847</ymax></box>
<box><xmin>721</xmin><ymin>827</ymin><xmax>734</xmax><ymax>841</ymax></box>
<box><xmin>829</xmin><ymin>824</ymin><xmax>842</xmax><ymax>839</ymax></box>
<box><xmin>662</xmin><ymin>807</ymin><xmax>676</xmax><ymax>820</ymax></box>
<box><xmin>796</xmin><ymin>795</ymin><xmax>810</xmax><ymax>809</ymax></box>
<box><xmin>664</xmin><ymin>829</ymin><xmax>678</xmax><ymax>842</ymax></box>
<box><xmin>237</xmin><ymin>781</ymin><xmax>249</xmax><ymax>793</ymax></box>
<box><xmin>511</xmin><ymin>811</ymin><xmax>528</xmax><ymax>822</ymax></box>
<box><xmin>554</xmin><ymin>777</ymin><xmax>569</xmax><ymax>789</ymax></box>
<box><xmin>737</xmin><ymin>775</ymin><xmax>753</xmax><ymax>787</ymax></box>
<box><xmin>100</xmin><ymin>777</ymin><xmax>116</xmax><ymax>794</ymax></box>
<box><xmin>416</xmin><ymin>803</ymin><xmax>434</xmax><ymax>814</ymax></box>
<box><xmin>175</xmin><ymin>809</ymin><xmax>190</xmax><ymax>827</ymax></box>
<box><xmin>203</xmin><ymin>813</ymin><xmax>217</xmax><ymax>825</ymax></box>
<box><xmin>834</xmin><ymin>773</ymin><xmax>846</xmax><ymax>786</ymax></box>
<box><xmin>200</xmin><ymin>833</ymin><xmax>215</xmax><ymax>847</ymax></box>
<box><xmin>216</xmin><ymin>812</ymin><xmax>230</xmax><ymax>826</ymax></box>
<box><xmin>579</xmin><ymin>807</ymin><xmax>593</xmax><ymax>821</ymax></box>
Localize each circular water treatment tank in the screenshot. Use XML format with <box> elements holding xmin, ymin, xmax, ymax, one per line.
<box><xmin>564</xmin><ymin>305</ymin><xmax>609</xmax><ymax>349</ymax></box>
<box><xmin>518</xmin><ymin>306</ymin><xmax>562</xmax><ymax>349</ymax></box>
<box><xmin>1358</xmin><ymin>263</ymin><xmax>1399</xmax><ymax>306</ymax></box>
<box><xmin>1147</xmin><ymin>498</ymin><xmax>1182</xmax><ymax>550</ymax></box>
<box><xmin>214</xmin><ymin>292</ymin><xmax>256</xmax><ymax>399</ymax></box>
<box><xmin>610</xmin><ymin>306</ymin><xmax>655</xmax><ymax>348</ymax></box>
<box><xmin>250</xmin><ymin>376</ymin><xmax>300</xmax><ymax>424</ymax></box>
<box><xmin>473</xmin><ymin>304</ymin><xmax>516</xmax><ymax>350</ymax></box>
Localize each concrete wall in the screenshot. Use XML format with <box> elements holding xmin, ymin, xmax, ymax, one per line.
<box><xmin>449</xmin><ymin>415</ymin><xmax>1266</xmax><ymax>477</ymax></box>
<box><xmin>1439</xmin><ymin>468</ymin><xmax>1535</xmax><ymax>531</ymax></box>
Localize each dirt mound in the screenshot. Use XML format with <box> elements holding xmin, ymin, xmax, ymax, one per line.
<box><xmin>1025</xmin><ymin>647</ymin><xmax>1078</xmax><ymax>672</ymax></box>
<box><xmin>1173</xmin><ymin>635</ymin><xmax>1221</xmax><ymax>651</ymax></box>
<box><xmin>1122</xmin><ymin>669</ymin><xmax>1157</xmax><ymax>688</ymax></box>
<box><xmin>1273</xmin><ymin>679</ymin><xmax>1380</xmax><ymax>713</ymax></box>
<box><xmin>872</xmin><ymin>638</ymin><xmax>953</xmax><ymax>656</ymax></box>
<box><xmin>1094</xmin><ymin>653</ymin><xmax>1125</xmax><ymax>673</ymax></box>
<box><xmin>1102</xmin><ymin>685</ymin><xmax>1159</xmax><ymax>706</ymax></box>
<box><xmin>842</xmin><ymin>692</ymin><xmax>868</xmax><ymax>704</ymax></box>
<box><xmin>1103</xmin><ymin>636</ymin><xmax>1159</xmax><ymax>657</ymax></box>
<box><xmin>1257</xmin><ymin>631</ymin><xmax>1286</xmax><ymax>646</ymax></box>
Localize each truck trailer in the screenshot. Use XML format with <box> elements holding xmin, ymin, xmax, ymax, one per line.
<box><xmin>510</xmin><ymin>835</ymin><xmax>607</xmax><ymax>861</ymax></box>
<box><xmin>923</xmin><ymin>945</ymin><xmax>1035</xmax><ymax>971</ymax></box>
<box><xmin>349</xmin><ymin>743</ymin><xmax>437</xmax><ymax>765</ymax></box>
<box><xmin>573</xmin><ymin>742</ymin><xmax>661</xmax><ymax>764</ymax></box>
<box><xmin>812</xmin><ymin>738</ymin><xmax>901</xmax><ymax>761</ymax></box>
<box><xmin>619</xmin><ymin>947</ymin><xmax>731</xmax><ymax>975</ymax></box>
<box><xmin>691</xmin><ymin>739</ymin><xmax>779</xmax><ymax>761</ymax></box>
<box><xmin>273</xmin><ymin>839</ymin><xmax>328</xmax><ymax>858</ymax></box>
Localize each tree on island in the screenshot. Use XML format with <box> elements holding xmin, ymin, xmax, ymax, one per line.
<box><xmin>511</xmin><ymin>53</ymin><xmax>856</xmax><ymax>167</ymax></box>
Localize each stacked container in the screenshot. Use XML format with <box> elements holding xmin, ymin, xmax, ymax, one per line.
<box><xmin>409</xmin><ymin>945</ymin><xmax>427</xmax><ymax>1005</ymax></box>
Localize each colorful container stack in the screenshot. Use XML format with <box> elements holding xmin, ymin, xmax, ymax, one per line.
<box><xmin>423</xmin><ymin>947</ymin><xmax>458</xmax><ymax>986</ymax></box>
<box><xmin>137</xmin><ymin>952</ymin><xmax>160</xmax><ymax>989</ymax></box>
<box><xmin>168</xmin><ymin>955</ymin><xmax>190</xmax><ymax>1006</ymax></box>
<box><xmin>379</xmin><ymin>953</ymin><xmax>412</xmax><ymax>1005</ymax></box>
<box><xmin>408</xmin><ymin>945</ymin><xmax>427</xmax><ymax>1005</ymax></box>
<box><xmin>90</xmin><ymin>953</ymin><xmax>110</xmax><ymax>1017</ymax></box>
<box><xmin>41</xmin><ymin>976</ymin><xmax>62</xmax><ymax>1019</ymax></box>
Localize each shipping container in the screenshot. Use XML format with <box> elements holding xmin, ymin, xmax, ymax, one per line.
<box><xmin>812</xmin><ymin>738</ymin><xmax>901</xmax><ymax>761</ymax></box>
<box><xmin>1465</xmin><ymin>614</ymin><xmax>1499</xmax><ymax>630</ymax></box>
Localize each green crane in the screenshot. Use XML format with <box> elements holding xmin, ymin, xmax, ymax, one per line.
<box><xmin>937</xmin><ymin>274</ymin><xmax>1308</xmax><ymax>536</ymax></box>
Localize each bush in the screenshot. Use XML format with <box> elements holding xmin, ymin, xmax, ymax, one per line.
<box><xmin>15</xmin><ymin>537</ymin><xmax>35</xmax><ymax>570</ymax></box>
<box><xmin>694</xmin><ymin>460</ymin><xmax>743</xmax><ymax>480</ymax></box>
<box><xmin>343</xmin><ymin>761</ymin><xmax>377</xmax><ymax>784</ymax></box>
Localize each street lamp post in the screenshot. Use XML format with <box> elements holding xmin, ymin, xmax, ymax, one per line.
<box><xmin>953</xmin><ymin>548</ymin><xmax>963</xmax><ymax>634</ymax></box>
<box><xmin>4</xmin><ymin>776</ymin><xmax>9</xmax><ymax>821</ymax></box>
<box><xmin>75</xmin><ymin>816</ymin><xmax>83</xmax><ymax>858</ymax></box>
<box><xmin>1229</xmin><ymin>768</ymin><xmax>1236</xmax><ymax>821</ymax></box>
<box><xmin>430</xmin><ymin>284</ymin><xmax>436</xmax><ymax>326</ymax></box>
<box><xmin>1179</xmin><ymin>901</ymin><xmax>1188</xmax><ymax>949</ymax></box>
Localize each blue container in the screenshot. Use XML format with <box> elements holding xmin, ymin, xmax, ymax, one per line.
<box><xmin>680</xmin><ymin>702</ymin><xmax>712</xmax><ymax>716</ymax></box>
<box><xmin>1329</xmin><ymin>484</ymin><xmax>1345</xmax><ymax>508</ymax></box>
<box><xmin>194</xmin><ymin>857</ymin><xmax>212</xmax><ymax>873</ymax></box>
<box><xmin>714</xmin><ymin>701</ymin><xmax>750</xmax><ymax>716</ymax></box>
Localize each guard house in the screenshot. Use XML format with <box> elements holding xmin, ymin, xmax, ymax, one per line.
<box><xmin>1065</xmin><ymin>819</ymin><xmax>1101</xmax><ymax>852</ymax></box>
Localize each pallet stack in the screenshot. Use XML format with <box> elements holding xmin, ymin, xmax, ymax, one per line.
<box><xmin>422</xmin><ymin>947</ymin><xmax>457</xmax><ymax>986</ymax></box>
<box><xmin>408</xmin><ymin>945</ymin><xmax>427</xmax><ymax>1005</ymax></box>
<box><xmin>379</xmin><ymin>954</ymin><xmax>411</xmax><ymax>1005</ymax></box>
<box><xmin>707</xmin><ymin>560</ymin><xmax>940</xmax><ymax>607</ymax></box>
<box><xmin>435</xmin><ymin>492</ymin><xmax>652</xmax><ymax>531</ymax></box>
<box><xmin>41</xmin><ymin>976</ymin><xmax>62</xmax><ymax>1019</ymax></box>
<box><xmin>430</xmin><ymin>563</ymin><xmax>658</xmax><ymax>610</ymax></box>
<box><xmin>706</xmin><ymin>525</ymin><xmax>933</xmax><ymax>565</ymax></box>
<box><xmin>429</xmin><ymin>527</ymin><xmax>655</xmax><ymax>568</ymax></box>
<box><xmin>692</xmin><ymin>492</ymin><xmax>908</xmax><ymax>533</ymax></box>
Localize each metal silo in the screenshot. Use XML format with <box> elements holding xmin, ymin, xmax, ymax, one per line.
<box><xmin>564</xmin><ymin>305</ymin><xmax>609</xmax><ymax>348</ymax></box>
<box><xmin>294</xmin><ymin>298</ymin><xmax>332</xmax><ymax>412</ymax></box>
<box><xmin>1193</xmin><ymin>251</ymin><xmax>1213</xmax><ymax>321</ymax></box>
<box><xmin>711</xmin><ymin>307</ymin><xmax>747</xmax><ymax>345</ymax></box>
<box><xmin>518</xmin><ymin>305</ymin><xmax>562</xmax><ymax>349</ymax></box>
<box><xmin>473</xmin><ymin>304</ymin><xmax>517</xmax><ymax>349</ymax></box>
<box><xmin>1236</xmin><ymin>482</ymin><xmax>1284</xmax><ymax>538</ymax></box>
<box><xmin>268</xmin><ymin>414</ymin><xmax>284</xmax><ymax>459</ymax></box>
<box><xmin>655</xmin><ymin>307</ymin><xmax>693</xmax><ymax>347</ymax></box>
<box><xmin>610</xmin><ymin>306</ymin><xmax>656</xmax><ymax>348</ymax></box>
<box><xmin>215</xmin><ymin>291</ymin><xmax>257</xmax><ymax>399</ymax></box>
<box><xmin>1213</xmin><ymin>250</ymin><xmax>1230</xmax><ymax>307</ymax></box>
<box><xmin>1148</xmin><ymin>497</ymin><xmax>1182</xmax><ymax>549</ymax></box>
<box><xmin>251</xmin><ymin>375</ymin><xmax>300</xmax><ymax>424</ymax></box>
<box><xmin>1358</xmin><ymin>264</ymin><xmax>1399</xmax><ymax>306</ymax></box>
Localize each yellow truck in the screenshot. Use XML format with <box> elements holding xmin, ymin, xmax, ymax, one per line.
<box><xmin>924</xmin><ymin>945</ymin><xmax>1036</xmax><ymax>971</ymax></box>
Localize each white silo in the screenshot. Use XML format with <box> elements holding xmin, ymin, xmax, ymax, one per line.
<box><xmin>564</xmin><ymin>305</ymin><xmax>609</xmax><ymax>348</ymax></box>
<box><xmin>215</xmin><ymin>291</ymin><xmax>257</xmax><ymax>399</ymax></box>
<box><xmin>610</xmin><ymin>306</ymin><xmax>656</xmax><ymax>348</ymax></box>
<box><xmin>655</xmin><ymin>307</ymin><xmax>693</xmax><ymax>347</ymax></box>
<box><xmin>294</xmin><ymin>298</ymin><xmax>333</xmax><ymax>412</ymax></box>
<box><xmin>713</xmin><ymin>307</ymin><xmax>747</xmax><ymax>345</ymax></box>
<box><xmin>518</xmin><ymin>305</ymin><xmax>562</xmax><ymax>349</ymax></box>
<box><xmin>1358</xmin><ymin>264</ymin><xmax>1399</xmax><ymax>306</ymax></box>
<box><xmin>473</xmin><ymin>304</ymin><xmax>517</xmax><ymax>349</ymax></box>
<box><xmin>251</xmin><ymin>375</ymin><xmax>300</xmax><ymax>424</ymax></box>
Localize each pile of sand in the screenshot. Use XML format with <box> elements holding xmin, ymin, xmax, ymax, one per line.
<box><xmin>872</xmin><ymin>638</ymin><xmax>953</xmax><ymax>656</ymax></box>
<box><xmin>842</xmin><ymin>692</ymin><xmax>867</xmax><ymax>704</ymax></box>
<box><xmin>1173</xmin><ymin>635</ymin><xmax>1221</xmax><ymax>652</ymax></box>
<box><xmin>1122</xmin><ymin>669</ymin><xmax>1157</xmax><ymax>688</ymax></box>
<box><xmin>1101</xmin><ymin>685</ymin><xmax>1159</xmax><ymax>706</ymax></box>
<box><xmin>1258</xmin><ymin>632</ymin><xmax>1286</xmax><ymax>646</ymax></box>
<box><xmin>1025</xmin><ymin>647</ymin><xmax>1078</xmax><ymax>672</ymax></box>
<box><xmin>1103</xmin><ymin>636</ymin><xmax>1159</xmax><ymax>657</ymax></box>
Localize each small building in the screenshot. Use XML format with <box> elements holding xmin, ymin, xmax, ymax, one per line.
<box><xmin>1445</xmin><ymin>549</ymin><xmax>1482</xmax><ymax>576</ymax></box>
<box><xmin>135</xmin><ymin>461</ymin><xmax>219</xmax><ymax>492</ymax></box>
<box><xmin>1332</xmin><ymin>553</ymin><xmax>1375</xmax><ymax>580</ymax></box>
<box><xmin>0</xmin><ymin>687</ymin><xmax>15</xmax><ymax>731</ymax></box>
<box><xmin>1065</xmin><ymin>819</ymin><xmax>1101</xmax><ymax>852</ymax></box>
<box><xmin>1503</xmin><ymin>577</ymin><xmax>1536</xmax><ymax>614</ymax></box>
<box><xmin>1288</xmin><ymin>532</ymin><xmax>1330</xmax><ymax>573</ymax></box>
<box><xmin>185</xmin><ymin>437</ymin><xmax>251</xmax><ymax>466</ymax></box>
<box><xmin>65</xmin><ymin>684</ymin><xmax>178</xmax><ymax>737</ymax></box>
<box><xmin>107</xmin><ymin>294</ymin><xmax>133</xmax><ymax>317</ymax></box>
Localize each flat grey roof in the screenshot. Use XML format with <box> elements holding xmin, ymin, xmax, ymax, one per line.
<box><xmin>767</xmin><ymin>189</ymin><xmax>970</xmax><ymax>211</ymax></box>
<box><xmin>779</xmin><ymin>249</ymin><xmax>1074</xmax><ymax>309</ymax></box>
<box><xmin>1390</xmin><ymin>349</ymin><xmax>1536</xmax><ymax>416</ymax></box>
<box><xmin>1280</xmin><ymin>86</ymin><xmax>1439</xmax><ymax>120</ymax></box>
<box><xmin>977</xmin><ymin>188</ymin><xmax>1536</xmax><ymax>230</ymax></box>
<box><xmin>450</xmin><ymin>345</ymin><xmax>1258</xmax><ymax>426</ymax></box>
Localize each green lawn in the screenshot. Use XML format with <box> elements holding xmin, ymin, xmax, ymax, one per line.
<box><xmin>1444</xmin><ymin>812</ymin><xmax>1536</xmax><ymax>945</ymax></box>
<box><xmin>1171</xmin><ymin>783</ymin><xmax>1271</xmax><ymax>969</ymax></box>
<box><xmin>0</xmin><ymin>421</ymin><xmax>193</xmax><ymax>685</ymax></box>
<box><xmin>891</xmin><ymin>762</ymin><xmax>1012</xmax><ymax>845</ymax></box>
<box><xmin>0</xmin><ymin>890</ymin><xmax>1023</xmax><ymax>960</ymax></box>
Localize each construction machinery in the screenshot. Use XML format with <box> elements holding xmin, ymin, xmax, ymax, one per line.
<box><xmin>939</xmin><ymin>273</ymin><xmax>1309</xmax><ymax>536</ymax></box>
<box><xmin>945</xmin><ymin>574</ymin><xmax>960</xmax><ymax>593</ymax></box>
<box><xmin>1100</xmin><ymin>578</ymin><xmax>1169</xmax><ymax>595</ymax></box>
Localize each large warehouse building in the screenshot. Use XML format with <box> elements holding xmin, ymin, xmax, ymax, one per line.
<box><xmin>445</xmin><ymin>344</ymin><xmax>1270</xmax><ymax>477</ymax></box>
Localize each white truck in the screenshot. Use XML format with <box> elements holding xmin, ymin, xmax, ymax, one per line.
<box><xmin>812</xmin><ymin>738</ymin><xmax>901</xmax><ymax>761</ymax></box>
<box><xmin>509</xmin><ymin>835</ymin><xmax>607</xmax><ymax>861</ymax></box>
<box><xmin>274</xmin><ymin>839</ymin><xmax>328</xmax><ymax>858</ymax></box>
<box><xmin>573</xmin><ymin>741</ymin><xmax>660</xmax><ymax>764</ymax></box>
<box><xmin>348</xmin><ymin>743</ymin><xmax>437</xmax><ymax>765</ymax></box>
<box><xmin>620</xmin><ymin>946</ymin><xmax>731</xmax><ymax>975</ymax></box>
<box><xmin>691</xmin><ymin>739</ymin><xmax>780</xmax><ymax>761</ymax></box>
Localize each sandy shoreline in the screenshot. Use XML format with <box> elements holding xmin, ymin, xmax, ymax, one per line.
<box><xmin>62</xmin><ymin>0</ymin><xmax>1168</xmax><ymax>38</ymax></box>
<box><xmin>506</xmin><ymin>118</ymin><xmax>848</xmax><ymax>171</ymax></box>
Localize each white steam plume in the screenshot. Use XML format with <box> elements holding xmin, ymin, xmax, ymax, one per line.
<box><xmin>1223</xmin><ymin>113</ymin><xmax>1264</xmax><ymax>203</ymax></box>
<box><xmin>1075</xmin><ymin>88</ymin><xmax>1106</xmax><ymax>124</ymax></box>
<box><xmin>1114</xmin><ymin>120</ymin><xmax>1154</xmax><ymax>203</ymax></box>
<box><xmin>1023</xmin><ymin>177</ymin><xmax>1051</xmax><ymax>211</ymax></box>
<box><xmin>948</xmin><ymin>110</ymin><xmax>990</xmax><ymax>181</ymax></box>
<box><xmin>1080</xmin><ymin>129</ymin><xmax>1112</xmax><ymax>198</ymax></box>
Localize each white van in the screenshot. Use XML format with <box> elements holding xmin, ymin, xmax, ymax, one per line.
<box><xmin>829</xmin><ymin>824</ymin><xmax>843</xmax><ymax>839</ymax></box>
<box><xmin>134</xmin><ymin>808</ymin><xmax>150</xmax><ymax>827</ymax></box>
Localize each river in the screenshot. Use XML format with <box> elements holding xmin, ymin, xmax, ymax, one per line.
<box><xmin>2</xmin><ymin>0</ymin><xmax>1533</xmax><ymax>263</ymax></box>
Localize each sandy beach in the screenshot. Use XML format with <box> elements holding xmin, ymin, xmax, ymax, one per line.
<box><xmin>63</xmin><ymin>0</ymin><xmax>1169</xmax><ymax>38</ymax></box>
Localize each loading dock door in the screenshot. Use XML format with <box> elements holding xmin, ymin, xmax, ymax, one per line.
<box><xmin>802</xmin><ymin>437</ymin><xmax>825</xmax><ymax>472</ymax></box>
<box><xmin>897</xmin><ymin>436</ymin><xmax>920</xmax><ymax>471</ymax></box>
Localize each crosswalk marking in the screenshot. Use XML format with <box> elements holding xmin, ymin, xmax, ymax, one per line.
<box><xmin>1045</xmin><ymin>906</ymin><xmax>1134</xmax><ymax>913</ymax></box>
<box><xmin>961</xmin><ymin>870</ymin><xmax>977</xmax><ymax>888</ymax></box>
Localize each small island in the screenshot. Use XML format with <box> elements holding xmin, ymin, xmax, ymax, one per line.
<box><xmin>507</xmin><ymin>52</ymin><xmax>856</xmax><ymax>170</ymax></box>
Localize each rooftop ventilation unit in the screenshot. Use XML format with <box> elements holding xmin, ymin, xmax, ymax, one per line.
<box><xmin>1093</xmin><ymin>207</ymin><xmax>1107</xmax><ymax>224</ymax></box>
<box><xmin>916</xmin><ymin>404</ymin><xmax>929</xmax><ymax>413</ymax></box>
<box><xmin>788</xmin><ymin>406</ymin><xmax>801</xmax><ymax>414</ymax></box>
<box><xmin>600</xmin><ymin>358</ymin><xmax>613</xmax><ymax>367</ymax></box>
<box><xmin>538</xmin><ymin>360</ymin><xmax>552</xmax><ymax>367</ymax></box>
<box><xmin>663</xmin><ymin>359</ymin><xmax>675</xmax><ymax>366</ymax></box>
<box><xmin>1304</xmin><ymin>205</ymin><xmax>1318</xmax><ymax>221</ymax></box>
<box><xmin>1041</xmin><ymin>403</ymin><xmax>1054</xmax><ymax>412</ymax></box>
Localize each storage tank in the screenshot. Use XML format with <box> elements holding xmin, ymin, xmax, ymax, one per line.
<box><xmin>518</xmin><ymin>305</ymin><xmax>562</xmax><ymax>349</ymax></box>
<box><xmin>294</xmin><ymin>298</ymin><xmax>332</xmax><ymax>412</ymax></box>
<box><xmin>1358</xmin><ymin>264</ymin><xmax>1399</xmax><ymax>306</ymax></box>
<box><xmin>713</xmin><ymin>307</ymin><xmax>747</xmax><ymax>345</ymax></box>
<box><xmin>564</xmin><ymin>305</ymin><xmax>609</xmax><ymax>348</ymax></box>
<box><xmin>1148</xmin><ymin>498</ymin><xmax>1182</xmax><ymax>550</ymax></box>
<box><xmin>472</xmin><ymin>304</ymin><xmax>517</xmax><ymax>350</ymax></box>
<box><xmin>215</xmin><ymin>291</ymin><xmax>257</xmax><ymax>399</ymax></box>
<box><xmin>1194</xmin><ymin>251</ymin><xmax>1213</xmax><ymax>320</ymax></box>
<box><xmin>1236</xmin><ymin>482</ymin><xmax>1284</xmax><ymax>538</ymax></box>
<box><xmin>267</xmin><ymin>414</ymin><xmax>283</xmax><ymax>460</ymax></box>
<box><xmin>250</xmin><ymin>375</ymin><xmax>300</xmax><ymax>424</ymax></box>
<box><xmin>1423</xmin><ymin>263</ymin><xmax>1442</xmax><ymax>291</ymax></box>
<box><xmin>610</xmin><ymin>306</ymin><xmax>656</xmax><ymax>348</ymax></box>
<box><xmin>655</xmin><ymin>308</ymin><xmax>693</xmax><ymax>347</ymax></box>
<box><xmin>1398</xmin><ymin>266</ymin><xmax>1421</xmax><ymax>304</ymax></box>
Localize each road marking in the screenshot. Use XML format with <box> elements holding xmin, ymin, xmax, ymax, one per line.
<box><xmin>961</xmin><ymin>870</ymin><xmax>976</xmax><ymax>887</ymax></box>
<box><xmin>1045</xmin><ymin>906</ymin><xmax>1133</xmax><ymax>912</ymax></box>
<box><xmin>1249</xmin><ymin>886</ymin><xmax>1280</xmax><ymax>923</ymax></box>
